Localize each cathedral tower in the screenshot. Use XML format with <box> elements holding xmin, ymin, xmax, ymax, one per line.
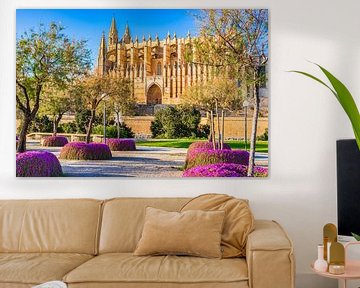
<box><xmin>97</xmin><ymin>32</ymin><xmax>107</xmax><ymax>76</ymax></box>
<box><xmin>108</xmin><ymin>17</ymin><xmax>118</xmax><ymax>46</ymax></box>
<box><xmin>122</xmin><ymin>23</ymin><xmax>131</xmax><ymax>44</ymax></box>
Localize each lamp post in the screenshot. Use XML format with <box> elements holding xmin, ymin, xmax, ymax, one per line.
<box><xmin>101</xmin><ymin>93</ymin><xmax>107</xmax><ymax>144</ymax></box>
<box><xmin>243</xmin><ymin>100</ymin><xmax>250</xmax><ymax>151</ymax></box>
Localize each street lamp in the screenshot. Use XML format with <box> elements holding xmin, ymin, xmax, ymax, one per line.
<box><xmin>100</xmin><ymin>93</ymin><xmax>107</xmax><ymax>144</ymax></box>
<box><xmin>243</xmin><ymin>100</ymin><xmax>250</xmax><ymax>151</ymax></box>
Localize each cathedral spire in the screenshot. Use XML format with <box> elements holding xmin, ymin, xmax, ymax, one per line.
<box><xmin>123</xmin><ymin>22</ymin><xmax>131</xmax><ymax>44</ymax></box>
<box><xmin>97</xmin><ymin>31</ymin><xmax>107</xmax><ymax>76</ymax></box>
<box><xmin>108</xmin><ymin>16</ymin><xmax>118</xmax><ymax>46</ymax></box>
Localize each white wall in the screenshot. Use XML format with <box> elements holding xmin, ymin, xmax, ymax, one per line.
<box><xmin>1</xmin><ymin>0</ymin><xmax>360</xmax><ymax>287</ymax></box>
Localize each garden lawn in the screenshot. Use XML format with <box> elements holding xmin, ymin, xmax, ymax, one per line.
<box><xmin>137</xmin><ymin>139</ymin><xmax>268</xmax><ymax>153</ymax></box>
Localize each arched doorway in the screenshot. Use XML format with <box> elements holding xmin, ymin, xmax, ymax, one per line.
<box><xmin>147</xmin><ymin>84</ymin><xmax>162</xmax><ymax>105</ymax></box>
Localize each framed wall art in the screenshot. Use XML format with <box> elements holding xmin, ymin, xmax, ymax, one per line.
<box><xmin>16</xmin><ymin>9</ymin><xmax>269</xmax><ymax>178</ymax></box>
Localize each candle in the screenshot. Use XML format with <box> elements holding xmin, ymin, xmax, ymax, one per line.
<box><xmin>328</xmin><ymin>264</ymin><xmax>345</xmax><ymax>275</ymax></box>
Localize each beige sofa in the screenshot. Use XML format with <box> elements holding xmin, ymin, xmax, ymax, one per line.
<box><xmin>0</xmin><ymin>198</ymin><xmax>295</xmax><ymax>288</ymax></box>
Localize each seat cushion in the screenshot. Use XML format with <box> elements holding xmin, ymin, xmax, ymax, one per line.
<box><xmin>64</xmin><ymin>253</ymin><xmax>248</xmax><ymax>287</ymax></box>
<box><xmin>0</xmin><ymin>253</ymin><xmax>93</xmax><ymax>285</ymax></box>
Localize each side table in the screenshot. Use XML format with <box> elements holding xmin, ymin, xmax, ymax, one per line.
<box><xmin>311</xmin><ymin>242</ymin><xmax>360</xmax><ymax>288</ymax></box>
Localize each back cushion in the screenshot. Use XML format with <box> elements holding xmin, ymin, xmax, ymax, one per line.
<box><xmin>99</xmin><ymin>198</ymin><xmax>190</xmax><ymax>253</ymax></box>
<box><xmin>0</xmin><ymin>199</ymin><xmax>102</xmax><ymax>254</ymax></box>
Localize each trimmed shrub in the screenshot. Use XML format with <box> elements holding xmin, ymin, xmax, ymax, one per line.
<box><xmin>29</xmin><ymin>115</ymin><xmax>53</xmax><ymax>133</ymax></box>
<box><xmin>187</xmin><ymin>141</ymin><xmax>231</xmax><ymax>154</ymax></box>
<box><xmin>253</xmin><ymin>166</ymin><xmax>268</xmax><ymax>177</ymax></box>
<box><xmin>257</xmin><ymin>128</ymin><xmax>268</xmax><ymax>141</ymax></box>
<box><xmin>150</xmin><ymin>105</ymin><xmax>205</xmax><ymax>139</ymax></box>
<box><xmin>183</xmin><ymin>163</ymin><xmax>268</xmax><ymax>178</ymax></box>
<box><xmin>16</xmin><ymin>151</ymin><xmax>63</xmax><ymax>177</ymax></box>
<box><xmin>183</xmin><ymin>163</ymin><xmax>247</xmax><ymax>177</ymax></box>
<box><xmin>59</xmin><ymin>142</ymin><xmax>112</xmax><ymax>160</ymax></box>
<box><xmin>185</xmin><ymin>148</ymin><xmax>249</xmax><ymax>170</ymax></box>
<box><xmin>41</xmin><ymin>136</ymin><xmax>68</xmax><ymax>147</ymax></box>
<box><xmin>75</xmin><ymin>110</ymin><xmax>93</xmax><ymax>133</ymax></box>
<box><xmin>59</xmin><ymin>122</ymin><xmax>77</xmax><ymax>134</ymax></box>
<box><xmin>107</xmin><ymin>138</ymin><xmax>136</xmax><ymax>151</ymax></box>
<box><xmin>196</xmin><ymin>124</ymin><xmax>211</xmax><ymax>139</ymax></box>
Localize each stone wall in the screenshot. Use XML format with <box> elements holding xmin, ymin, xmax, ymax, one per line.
<box><xmin>123</xmin><ymin>116</ymin><xmax>268</xmax><ymax>139</ymax></box>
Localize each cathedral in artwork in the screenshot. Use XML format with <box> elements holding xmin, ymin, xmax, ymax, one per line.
<box><xmin>97</xmin><ymin>17</ymin><xmax>218</xmax><ymax>106</ymax></box>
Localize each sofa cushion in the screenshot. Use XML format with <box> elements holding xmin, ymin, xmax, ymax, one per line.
<box><xmin>63</xmin><ymin>253</ymin><xmax>248</xmax><ymax>285</ymax></box>
<box><xmin>181</xmin><ymin>194</ymin><xmax>254</xmax><ymax>258</ymax></box>
<box><xmin>0</xmin><ymin>253</ymin><xmax>93</xmax><ymax>285</ymax></box>
<box><xmin>134</xmin><ymin>207</ymin><xmax>225</xmax><ymax>258</ymax></box>
<box><xmin>0</xmin><ymin>199</ymin><xmax>102</xmax><ymax>254</ymax></box>
<box><xmin>99</xmin><ymin>198</ymin><xmax>190</xmax><ymax>253</ymax></box>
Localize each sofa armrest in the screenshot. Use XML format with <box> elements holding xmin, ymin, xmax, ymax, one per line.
<box><xmin>246</xmin><ymin>220</ymin><xmax>295</xmax><ymax>288</ymax></box>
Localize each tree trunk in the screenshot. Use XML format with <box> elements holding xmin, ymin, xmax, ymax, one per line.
<box><xmin>247</xmin><ymin>72</ymin><xmax>260</xmax><ymax>176</ymax></box>
<box><xmin>52</xmin><ymin>114</ymin><xmax>62</xmax><ymax>136</ymax></box>
<box><xmin>207</xmin><ymin>111</ymin><xmax>212</xmax><ymax>142</ymax></box>
<box><xmin>116</xmin><ymin>111</ymin><xmax>120</xmax><ymax>139</ymax></box>
<box><xmin>244</xmin><ymin>106</ymin><xmax>248</xmax><ymax>151</ymax></box>
<box><xmin>17</xmin><ymin>116</ymin><xmax>31</xmax><ymax>153</ymax></box>
<box><xmin>221</xmin><ymin>109</ymin><xmax>225</xmax><ymax>149</ymax></box>
<box><xmin>215</xmin><ymin>101</ymin><xmax>221</xmax><ymax>149</ymax></box>
<box><xmin>210</xmin><ymin>110</ymin><xmax>216</xmax><ymax>150</ymax></box>
<box><xmin>16</xmin><ymin>82</ymin><xmax>42</xmax><ymax>153</ymax></box>
<box><xmin>85</xmin><ymin>110</ymin><xmax>96</xmax><ymax>144</ymax></box>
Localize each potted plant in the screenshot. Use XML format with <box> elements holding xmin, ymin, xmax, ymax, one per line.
<box><xmin>291</xmin><ymin>63</ymin><xmax>360</xmax><ymax>241</ymax></box>
<box><xmin>352</xmin><ymin>233</ymin><xmax>360</xmax><ymax>241</ymax></box>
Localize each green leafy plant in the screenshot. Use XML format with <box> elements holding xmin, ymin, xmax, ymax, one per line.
<box><xmin>352</xmin><ymin>232</ymin><xmax>360</xmax><ymax>241</ymax></box>
<box><xmin>290</xmin><ymin>63</ymin><xmax>360</xmax><ymax>150</ymax></box>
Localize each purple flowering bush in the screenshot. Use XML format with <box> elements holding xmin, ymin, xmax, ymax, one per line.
<box><xmin>185</xmin><ymin>148</ymin><xmax>250</xmax><ymax>170</ymax></box>
<box><xmin>16</xmin><ymin>151</ymin><xmax>63</xmax><ymax>177</ymax></box>
<box><xmin>41</xmin><ymin>136</ymin><xmax>68</xmax><ymax>147</ymax></box>
<box><xmin>107</xmin><ymin>138</ymin><xmax>136</xmax><ymax>151</ymax></box>
<box><xmin>183</xmin><ymin>163</ymin><xmax>247</xmax><ymax>177</ymax></box>
<box><xmin>187</xmin><ymin>141</ymin><xmax>231</xmax><ymax>154</ymax></box>
<box><xmin>183</xmin><ymin>163</ymin><xmax>268</xmax><ymax>178</ymax></box>
<box><xmin>253</xmin><ymin>166</ymin><xmax>268</xmax><ymax>177</ymax></box>
<box><xmin>59</xmin><ymin>142</ymin><xmax>112</xmax><ymax>160</ymax></box>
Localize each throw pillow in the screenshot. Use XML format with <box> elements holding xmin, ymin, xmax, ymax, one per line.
<box><xmin>181</xmin><ymin>193</ymin><xmax>254</xmax><ymax>258</ymax></box>
<box><xmin>134</xmin><ymin>207</ymin><xmax>225</xmax><ymax>258</ymax></box>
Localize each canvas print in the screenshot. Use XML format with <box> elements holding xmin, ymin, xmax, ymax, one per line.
<box><xmin>16</xmin><ymin>9</ymin><xmax>269</xmax><ymax>177</ymax></box>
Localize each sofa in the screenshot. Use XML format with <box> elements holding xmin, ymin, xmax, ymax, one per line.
<box><xmin>0</xmin><ymin>198</ymin><xmax>295</xmax><ymax>288</ymax></box>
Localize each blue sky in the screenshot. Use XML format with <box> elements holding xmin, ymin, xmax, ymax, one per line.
<box><xmin>16</xmin><ymin>9</ymin><xmax>199</xmax><ymax>66</ymax></box>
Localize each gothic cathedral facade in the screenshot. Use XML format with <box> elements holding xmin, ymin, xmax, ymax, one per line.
<box><xmin>97</xmin><ymin>18</ymin><xmax>216</xmax><ymax>106</ymax></box>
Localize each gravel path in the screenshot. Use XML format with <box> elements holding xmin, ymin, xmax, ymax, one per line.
<box><xmin>59</xmin><ymin>146</ymin><xmax>186</xmax><ymax>177</ymax></box>
<box><xmin>28</xmin><ymin>141</ymin><xmax>268</xmax><ymax>177</ymax></box>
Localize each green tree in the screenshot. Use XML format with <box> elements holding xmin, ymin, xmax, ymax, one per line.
<box><xmin>150</xmin><ymin>106</ymin><xmax>202</xmax><ymax>139</ymax></box>
<box><xmin>74</xmin><ymin>110</ymin><xmax>92</xmax><ymax>134</ymax></box>
<box><xmin>74</xmin><ymin>74</ymin><xmax>134</xmax><ymax>143</ymax></box>
<box><xmin>29</xmin><ymin>115</ymin><xmax>53</xmax><ymax>133</ymax></box>
<box><xmin>107</xmin><ymin>79</ymin><xmax>135</xmax><ymax>138</ymax></box>
<box><xmin>183</xmin><ymin>77</ymin><xmax>242</xmax><ymax>148</ymax></box>
<box><xmin>16</xmin><ymin>22</ymin><xmax>91</xmax><ymax>152</ymax></box>
<box><xmin>188</xmin><ymin>9</ymin><xmax>268</xmax><ymax>175</ymax></box>
<box><xmin>39</xmin><ymin>86</ymin><xmax>74</xmax><ymax>136</ymax></box>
